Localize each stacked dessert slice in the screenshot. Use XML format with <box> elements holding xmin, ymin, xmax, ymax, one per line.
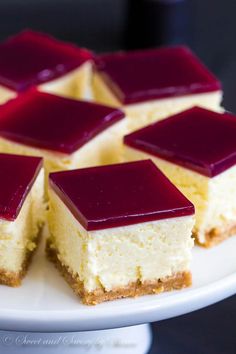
<box><xmin>93</xmin><ymin>46</ymin><xmax>222</xmax><ymax>131</ymax></box>
<box><xmin>0</xmin><ymin>30</ymin><xmax>93</xmax><ymax>103</ymax></box>
<box><xmin>124</xmin><ymin>107</ymin><xmax>236</xmax><ymax>247</ymax></box>
<box><xmin>47</xmin><ymin>160</ymin><xmax>195</xmax><ymax>304</ymax></box>
<box><xmin>0</xmin><ymin>153</ymin><xmax>44</xmax><ymax>286</ymax></box>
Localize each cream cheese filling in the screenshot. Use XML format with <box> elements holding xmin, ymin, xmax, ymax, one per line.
<box><xmin>0</xmin><ymin>60</ymin><xmax>93</xmax><ymax>107</ymax></box>
<box><xmin>48</xmin><ymin>188</ymin><xmax>194</xmax><ymax>292</ymax></box>
<box><xmin>124</xmin><ymin>146</ymin><xmax>236</xmax><ymax>244</ymax></box>
<box><xmin>0</xmin><ymin>169</ymin><xmax>45</xmax><ymax>273</ymax></box>
<box><xmin>0</xmin><ymin>85</ymin><xmax>17</xmax><ymax>105</ymax></box>
<box><xmin>92</xmin><ymin>72</ymin><xmax>223</xmax><ymax>131</ymax></box>
<box><xmin>40</xmin><ymin>61</ymin><xmax>93</xmax><ymax>101</ymax></box>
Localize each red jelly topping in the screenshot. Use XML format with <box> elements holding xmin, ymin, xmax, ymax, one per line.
<box><xmin>49</xmin><ymin>160</ymin><xmax>194</xmax><ymax>231</ymax></box>
<box><xmin>0</xmin><ymin>153</ymin><xmax>42</xmax><ymax>221</ymax></box>
<box><xmin>124</xmin><ymin>107</ymin><xmax>236</xmax><ymax>178</ymax></box>
<box><xmin>0</xmin><ymin>90</ymin><xmax>124</xmax><ymax>154</ymax></box>
<box><xmin>0</xmin><ymin>30</ymin><xmax>93</xmax><ymax>91</ymax></box>
<box><xmin>96</xmin><ymin>46</ymin><xmax>221</xmax><ymax>105</ymax></box>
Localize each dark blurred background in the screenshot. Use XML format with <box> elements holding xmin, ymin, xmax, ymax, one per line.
<box><xmin>2</xmin><ymin>1</ymin><xmax>236</xmax><ymax>353</ymax></box>
<box><xmin>1</xmin><ymin>0</ymin><xmax>236</xmax><ymax>112</ymax></box>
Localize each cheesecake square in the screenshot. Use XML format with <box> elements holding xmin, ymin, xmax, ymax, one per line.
<box><xmin>93</xmin><ymin>46</ymin><xmax>222</xmax><ymax>131</ymax></box>
<box><xmin>124</xmin><ymin>106</ymin><xmax>236</xmax><ymax>247</ymax></box>
<box><xmin>0</xmin><ymin>30</ymin><xmax>93</xmax><ymax>103</ymax></box>
<box><xmin>0</xmin><ymin>153</ymin><xmax>44</xmax><ymax>286</ymax></box>
<box><xmin>0</xmin><ymin>90</ymin><xmax>126</xmax><ymax>188</ymax></box>
<box><xmin>47</xmin><ymin>160</ymin><xmax>194</xmax><ymax>305</ymax></box>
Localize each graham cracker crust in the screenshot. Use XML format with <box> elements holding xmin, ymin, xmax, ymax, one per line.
<box><xmin>46</xmin><ymin>239</ymin><xmax>192</xmax><ymax>305</ymax></box>
<box><xmin>195</xmin><ymin>223</ymin><xmax>236</xmax><ymax>248</ymax></box>
<box><xmin>0</xmin><ymin>226</ymin><xmax>43</xmax><ymax>287</ymax></box>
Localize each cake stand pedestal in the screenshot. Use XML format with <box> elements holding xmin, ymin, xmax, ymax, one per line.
<box><xmin>0</xmin><ymin>237</ymin><xmax>236</xmax><ymax>354</ymax></box>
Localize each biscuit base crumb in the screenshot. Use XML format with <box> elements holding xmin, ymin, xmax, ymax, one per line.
<box><xmin>0</xmin><ymin>227</ymin><xmax>43</xmax><ymax>287</ymax></box>
<box><xmin>195</xmin><ymin>223</ymin><xmax>236</xmax><ymax>248</ymax></box>
<box><xmin>46</xmin><ymin>239</ymin><xmax>192</xmax><ymax>305</ymax></box>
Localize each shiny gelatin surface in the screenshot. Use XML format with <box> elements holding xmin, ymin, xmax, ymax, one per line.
<box><xmin>0</xmin><ymin>153</ymin><xmax>42</xmax><ymax>221</ymax></box>
<box><xmin>124</xmin><ymin>107</ymin><xmax>236</xmax><ymax>177</ymax></box>
<box><xmin>0</xmin><ymin>30</ymin><xmax>93</xmax><ymax>91</ymax></box>
<box><xmin>0</xmin><ymin>90</ymin><xmax>124</xmax><ymax>154</ymax></box>
<box><xmin>49</xmin><ymin>160</ymin><xmax>194</xmax><ymax>231</ymax></box>
<box><xmin>96</xmin><ymin>46</ymin><xmax>221</xmax><ymax>104</ymax></box>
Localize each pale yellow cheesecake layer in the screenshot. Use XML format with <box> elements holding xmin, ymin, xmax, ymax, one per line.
<box><xmin>124</xmin><ymin>146</ymin><xmax>236</xmax><ymax>245</ymax></box>
<box><xmin>0</xmin><ymin>61</ymin><xmax>93</xmax><ymax>106</ymax></box>
<box><xmin>93</xmin><ymin>72</ymin><xmax>223</xmax><ymax>132</ymax></box>
<box><xmin>0</xmin><ymin>118</ymin><xmax>126</xmax><ymax>190</ymax></box>
<box><xmin>0</xmin><ymin>61</ymin><xmax>92</xmax><ymax>105</ymax></box>
<box><xmin>0</xmin><ymin>169</ymin><xmax>44</xmax><ymax>273</ymax></box>
<box><xmin>39</xmin><ymin>61</ymin><xmax>93</xmax><ymax>101</ymax></box>
<box><xmin>0</xmin><ymin>85</ymin><xmax>17</xmax><ymax>105</ymax></box>
<box><xmin>48</xmin><ymin>188</ymin><xmax>194</xmax><ymax>293</ymax></box>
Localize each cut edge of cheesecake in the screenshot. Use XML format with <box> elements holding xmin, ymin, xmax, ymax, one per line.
<box><xmin>0</xmin><ymin>155</ymin><xmax>45</xmax><ymax>286</ymax></box>
<box><xmin>0</xmin><ymin>226</ymin><xmax>43</xmax><ymax>287</ymax></box>
<box><xmin>39</xmin><ymin>61</ymin><xmax>93</xmax><ymax>101</ymax></box>
<box><xmin>123</xmin><ymin>145</ymin><xmax>236</xmax><ymax>248</ymax></box>
<box><xmin>195</xmin><ymin>223</ymin><xmax>236</xmax><ymax>248</ymax></box>
<box><xmin>46</xmin><ymin>238</ymin><xmax>192</xmax><ymax>305</ymax></box>
<box><xmin>92</xmin><ymin>71</ymin><xmax>223</xmax><ymax>132</ymax></box>
<box><xmin>46</xmin><ymin>161</ymin><xmax>194</xmax><ymax>304</ymax></box>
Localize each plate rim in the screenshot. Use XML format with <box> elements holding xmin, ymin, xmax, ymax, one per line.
<box><xmin>0</xmin><ymin>272</ymin><xmax>235</xmax><ymax>332</ymax></box>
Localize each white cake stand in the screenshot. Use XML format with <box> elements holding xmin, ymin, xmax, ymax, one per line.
<box><xmin>0</xmin><ymin>236</ymin><xmax>236</xmax><ymax>354</ymax></box>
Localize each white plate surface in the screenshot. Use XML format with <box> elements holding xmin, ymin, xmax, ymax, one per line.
<box><xmin>0</xmin><ymin>235</ymin><xmax>236</xmax><ymax>332</ymax></box>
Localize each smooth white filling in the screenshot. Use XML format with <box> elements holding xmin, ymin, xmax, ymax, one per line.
<box><xmin>0</xmin><ymin>61</ymin><xmax>93</xmax><ymax>106</ymax></box>
<box><xmin>92</xmin><ymin>72</ymin><xmax>223</xmax><ymax>131</ymax></box>
<box><xmin>0</xmin><ymin>169</ymin><xmax>45</xmax><ymax>273</ymax></box>
<box><xmin>0</xmin><ymin>85</ymin><xmax>16</xmax><ymax>105</ymax></box>
<box><xmin>48</xmin><ymin>188</ymin><xmax>194</xmax><ymax>292</ymax></box>
<box><xmin>40</xmin><ymin>61</ymin><xmax>93</xmax><ymax>101</ymax></box>
<box><xmin>124</xmin><ymin>146</ymin><xmax>236</xmax><ymax>244</ymax></box>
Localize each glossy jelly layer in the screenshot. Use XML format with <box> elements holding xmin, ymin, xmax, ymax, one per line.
<box><xmin>124</xmin><ymin>107</ymin><xmax>236</xmax><ymax>177</ymax></box>
<box><xmin>0</xmin><ymin>30</ymin><xmax>93</xmax><ymax>91</ymax></box>
<box><xmin>49</xmin><ymin>160</ymin><xmax>194</xmax><ymax>231</ymax></box>
<box><xmin>96</xmin><ymin>46</ymin><xmax>221</xmax><ymax>104</ymax></box>
<box><xmin>0</xmin><ymin>153</ymin><xmax>42</xmax><ymax>221</ymax></box>
<box><xmin>0</xmin><ymin>90</ymin><xmax>124</xmax><ymax>154</ymax></box>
